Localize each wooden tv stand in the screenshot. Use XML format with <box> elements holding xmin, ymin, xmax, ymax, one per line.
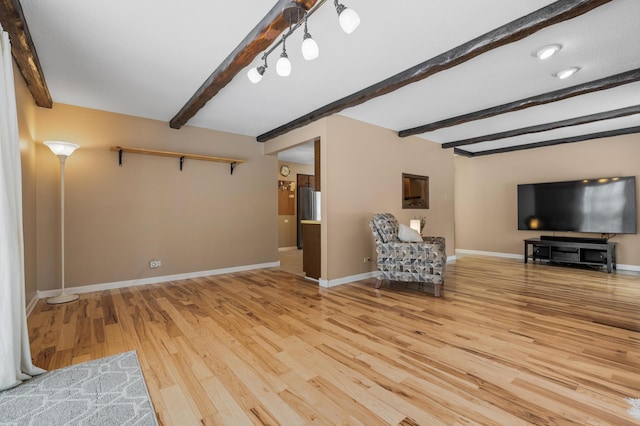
<box><xmin>523</xmin><ymin>238</ymin><xmax>616</xmax><ymax>273</ymax></box>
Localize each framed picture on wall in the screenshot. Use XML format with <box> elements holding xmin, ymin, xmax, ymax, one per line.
<box><xmin>402</xmin><ymin>173</ymin><xmax>429</xmax><ymax>209</ymax></box>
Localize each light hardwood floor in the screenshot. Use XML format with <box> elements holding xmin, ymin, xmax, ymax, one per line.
<box><xmin>28</xmin><ymin>256</ymin><xmax>640</xmax><ymax>425</ymax></box>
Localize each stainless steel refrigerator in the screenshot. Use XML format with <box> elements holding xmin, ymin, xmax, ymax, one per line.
<box><xmin>297</xmin><ymin>187</ymin><xmax>321</xmax><ymax>249</ymax></box>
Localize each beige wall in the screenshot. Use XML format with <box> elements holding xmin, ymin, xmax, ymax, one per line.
<box><xmin>15</xmin><ymin>62</ymin><xmax>38</xmax><ymax>302</ymax></box>
<box><xmin>277</xmin><ymin>160</ymin><xmax>313</xmax><ymax>249</ymax></box>
<box><xmin>33</xmin><ymin>103</ymin><xmax>278</xmax><ymax>290</ymax></box>
<box><xmin>264</xmin><ymin>115</ymin><xmax>455</xmax><ymax>282</ymax></box>
<box><xmin>324</xmin><ymin>115</ymin><xmax>455</xmax><ymax>280</ymax></box>
<box><xmin>455</xmin><ymin>134</ymin><xmax>640</xmax><ymax>266</ymax></box>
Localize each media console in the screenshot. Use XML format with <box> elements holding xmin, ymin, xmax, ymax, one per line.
<box><xmin>523</xmin><ymin>237</ymin><xmax>616</xmax><ymax>273</ymax></box>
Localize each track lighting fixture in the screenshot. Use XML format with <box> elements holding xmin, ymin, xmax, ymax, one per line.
<box><xmin>247</xmin><ymin>0</ymin><xmax>360</xmax><ymax>84</ymax></box>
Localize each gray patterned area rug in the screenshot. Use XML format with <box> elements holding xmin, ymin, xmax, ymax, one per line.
<box><xmin>627</xmin><ymin>398</ymin><xmax>640</xmax><ymax>420</ymax></box>
<box><xmin>0</xmin><ymin>351</ymin><xmax>158</xmax><ymax>425</ymax></box>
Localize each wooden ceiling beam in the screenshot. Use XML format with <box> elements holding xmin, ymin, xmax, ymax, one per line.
<box><xmin>454</xmin><ymin>125</ymin><xmax>640</xmax><ymax>157</ymax></box>
<box><xmin>0</xmin><ymin>0</ymin><xmax>52</xmax><ymax>108</ymax></box>
<box><xmin>453</xmin><ymin>148</ymin><xmax>474</xmax><ymax>158</ymax></box>
<box><xmin>441</xmin><ymin>104</ymin><xmax>640</xmax><ymax>149</ymax></box>
<box><xmin>257</xmin><ymin>0</ymin><xmax>613</xmax><ymax>142</ymax></box>
<box><xmin>402</xmin><ymin>68</ymin><xmax>640</xmax><ymax>138</ymax></box>
<box><xmin>170</xmin><ymin>0</ymin><xmax>319</xmax><ymax>130</ymax></box>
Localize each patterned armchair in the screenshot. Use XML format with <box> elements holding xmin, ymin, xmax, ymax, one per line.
<box><xmin>369</xmin><ymin>213</ymin><xmax>446</xmax><ymax>297</ymax></box>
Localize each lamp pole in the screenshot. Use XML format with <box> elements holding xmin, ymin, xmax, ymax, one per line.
<box><xmin>44</xmin><ymin>141</ymin><xmax>80</xmax><ymax>304</ymax></box>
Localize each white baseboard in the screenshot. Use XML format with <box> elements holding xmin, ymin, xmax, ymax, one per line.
<box><xmin>37</xmin><ymin>261</ymin><xmax>280</xmax><ymax>298</ymax></box>
<box><xmin>32</xmin><ymin>252</ymin><xmax>637</xmax><ymax>302</ymax></box>
<box><xmin>278</xmin><ymin>246</ymin><xmax>299</xmax><ymax>252</ymax></box>
<box><xmin>456</xmin><ymin>249</ymin><xmax>523</xmax><ymax>259</ymax></box>
<box><xmin>618</xmin><ymin>263</ymin><xmax>640</xmax><ymax>272</ymax></box>
<box><xmin>319</xmin><ymin>256</ymin><xmax>457</xmax><ymax>288</ymax></box>
<box><xmin>455</xmin><ymin>249</ymin><xmax>640</xmax><ymax>272</ymax></box>
<box><xmin>319</xmin><ymin>271</ymin><xmax>378</xmax><ymax>288</ymax></box>
<box><xmin>26</xmin><ymin>293</ymin><xmax>39</xmax><ymax>317</ymax></box>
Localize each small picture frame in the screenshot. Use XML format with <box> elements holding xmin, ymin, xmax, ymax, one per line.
<box><xmin>402</xmin><ymin>173</ymin><xmax>429</xmax><ymax>209</ymax></box>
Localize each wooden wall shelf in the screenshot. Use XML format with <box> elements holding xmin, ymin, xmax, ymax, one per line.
<box><xmin>110</xmin><ymin>146</ymin><xmax>245</xmax><ymax>174</ymax></box>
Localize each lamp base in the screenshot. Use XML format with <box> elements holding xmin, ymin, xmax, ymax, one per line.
<box><xmin>47</xmin><ymin>292</ymin><xmax>79</xmax><ymax>305</ymax></box>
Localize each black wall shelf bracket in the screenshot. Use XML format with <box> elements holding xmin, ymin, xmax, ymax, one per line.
<box><xmin>118</xmin><ymin>149</ymin><xmax>123</xmax><ymax>166</ymax></box>
<box><xmin>230</xmin><ymin>162</ymin><xmax>237</xmax><ymax>175</ymax></box>
<box><xmin>179</xmin><ymin>156</ymin><xmax>185</xmax><ymax>171</ymax></box>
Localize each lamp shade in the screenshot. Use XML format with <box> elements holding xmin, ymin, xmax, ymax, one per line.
<box><xmin>276</xmin><ymin>54</ymin><xmax>291</xmax><ymax>77</ymax></box>
<box><xmin>247</xmin><ymin>67</ymin><xmax>264</xmax><ymax>84</ymax></box>
<box><xmin>338</xmin><ymin>7</ymin><xmax>360</xmax><ymax>34</ymax></box>
<box><xmin>302</xmin><ymin>35</ymin><xmax>319</xmax><ymax>60</ymax></box>
<box><xmin>44</xmin><ymin>141</ymin><xmax>79</xmax><ymax>157</ymax></box>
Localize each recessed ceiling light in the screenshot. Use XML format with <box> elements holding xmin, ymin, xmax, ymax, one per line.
<box><xmin>555</xmin><ymin>67</ymin><xmax>580</xmax><ymax>79</ymax></box>
<box><xmin>533</xmin><ymin>44</ymin><xmax>562</xmax><ymax>60</ymax></box>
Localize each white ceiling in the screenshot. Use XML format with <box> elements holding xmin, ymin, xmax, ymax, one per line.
<box><xmin>278</xmin><ymin>140</ymin><xmax>315</xmax><ymax>165</ymax></box>
<box><xmin>18</xmin><ymin>0</ymin><xmax>640</xmax><ymax>159</ymax></box>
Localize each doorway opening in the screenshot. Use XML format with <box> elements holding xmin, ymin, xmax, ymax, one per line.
<box><xmin>276</xmin><ymin>139</ymin><xmax>320</xmax><ymax>278</ymax></box>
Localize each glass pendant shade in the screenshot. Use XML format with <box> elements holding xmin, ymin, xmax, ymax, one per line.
<box><xmin>338</xmin><ymin>7</ymin><xmax>360</xmax><ymax>34</ymax></box>
<box><xmin>44</xmin><ymin>141</ymin><xmax>80</xmax><ymax>157</ymax></box>
<box><xmin>276</xmin><ymin>52</ymin><xmax>291</xmax><ymax>77</ymax></box>
<box><xmin>302</xmin><ymin>34</ymin><xmax>319</xmax><ymax>60</ymax></box>
<box><xmin>247</xmin><ymin>66</ymin><xmax>264</xmax><ymax>84</ymax></box>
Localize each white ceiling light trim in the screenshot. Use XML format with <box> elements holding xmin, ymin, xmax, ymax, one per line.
<box><xmin>533</xmin><ymin>44</ymin><xmax>562</xmax><ymax>60</ymax></box>
<box><xmin>555</xmin><ymin>67</ymin><xmax>580</xmax><ymax>79</ymax></box>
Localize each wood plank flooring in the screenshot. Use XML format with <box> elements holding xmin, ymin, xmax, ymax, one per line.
<box><xmin>27</xmin><ymin>256</ymin><xmax>640</xmax><ymax>425</ymax></box>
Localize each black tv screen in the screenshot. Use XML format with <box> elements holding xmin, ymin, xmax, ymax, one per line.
<box><xmin>518</xmin><ymin>176</ymin><xmax>637</xmax><ymax>234</ymax></box>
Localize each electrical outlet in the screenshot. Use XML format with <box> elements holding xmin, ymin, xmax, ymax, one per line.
<box><xmin>149</xmin><ymin>260</ymin><xmax>161</xmax><ymax>268</ymax></box>
<box><xmin>363</xmin><ymin>257</ymin><xmax>371</xmax><ymax>263</ymax></box>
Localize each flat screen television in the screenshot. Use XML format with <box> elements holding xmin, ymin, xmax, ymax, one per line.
<box><xmin>517</xmin><ymin>176</ymin><xmax>637</xmax><ymax>234</ymax></box>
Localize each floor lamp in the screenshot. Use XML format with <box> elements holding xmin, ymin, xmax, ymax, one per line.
<box><xmin>45</xmin><ymin>141</ymin><xmax>80</xmax><ymax>304</ymax></box>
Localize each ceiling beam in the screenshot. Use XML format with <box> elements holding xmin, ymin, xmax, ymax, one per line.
<box><xmin>441</xmin><ymin>104</ymin><xmax>640</xmax><ymax>149</ymax></box>
<box><xmin>170</xmin><ymin>0</ymin><xmax>319</xmax><ymax>130</ymax></box>
<box><xmin>453</xmin><ymin>148</ymin><xmax>474</xmax><ymax>158</ymax></box>
<box><xmin>0</xmin><ymin>0</ymin><xmax>52</xmax><ymax>108</ymax></box>
<box><xmin>401</xmin><ymin>68</ymin><xmax>640</xmax><ymax>138</ymax></box>
<box><xmin>454</xmin><ymin>126</ymin><xmax>640</xmax><ymax>157</ymax></box>
<box><xmin>257</xmin><ymin>0</ymin><xmax>613</xmax><ymax>142</ymax></box>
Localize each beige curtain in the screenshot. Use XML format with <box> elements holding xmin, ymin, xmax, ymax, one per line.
<box><xmin>0</xmin><ymin>26</ymin><xmax>45</xmax><ymax>391</ymax></box>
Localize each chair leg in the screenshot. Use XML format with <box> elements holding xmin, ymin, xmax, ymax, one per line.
<box><xmin>434</xmin><ymin>283</ymin><xmax>442</xmax><ymax>297</ymax></box>
<box><xmin>375</xmin><ymin>279</ymin><xmax>383</xmax><ymax>289</ymax></box>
